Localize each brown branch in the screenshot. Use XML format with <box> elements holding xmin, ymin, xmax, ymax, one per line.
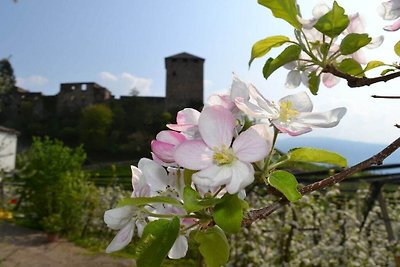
<box><xmin>371</xmin><ymin>95</ymin><xmax>400</xmax><ymax>99</ymax></box>
<box><xmin>395</xmin><ymin>124</ymin><xmax>400</xmax><ymax>129</ymax></box>
<box><xmin>323</xmin><ymin>64</ymin><xmax>400</xmax><ymax>88</ymax></box>
<box><xmin>242</xmin><ymin>136</ymin><xmax>400</xmax><ymax>227</ymax></box>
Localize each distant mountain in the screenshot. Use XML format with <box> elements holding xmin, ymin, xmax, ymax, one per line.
<box><xmin>276</xmin><ymin>137</ymin><xmax>400</xmax><ymax>167</ymax></box>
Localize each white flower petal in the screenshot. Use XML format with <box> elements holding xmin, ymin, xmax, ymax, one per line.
<box><xmin>295</xmin><ymin>107</ymin><xmax>347</xmax><ymax>128</ymax></box>
<box><xmin>230</xmin><ymin>73</ymin><xmax>249</xmax><ymax>100</ymax></box>
<box><xmin>366</xmin><ymin>36</ymin><xmax>384</xmax><ymax>49</ymax></box>
<box><xmin>285</xmin><ymin>70</ymin><xmax>302</xmax><ymax>89</ymax></box>
<box><xmin>272</xmin><ymin>120</ymin><xmax>312</xmax><ymax>136</ymax></box>
<box><xmin>192</xmin><ymin>165</ymin><xmax>232</xmax><ymax>188</ymax></box>
<box><xmin>225</xmin><ymin>161</ymin><xmax>254</xmax><ymax>194</ymax></box>
<box><xmin>174</xmin><ymin>140</ymin><xmax>214</xmax><ymax>170</ymax></box>
<box><xmin>233</xmin><ymin>125</ymin><xmax>271</xmax><ymax>163</ymax></box>
<box><xmin>138</xmin><ymin>158</ymin><xmax>172</xmax><ymax>194</ymax></box>
<box><xmin>248</xmin><ymin>84</ymin><xmax>279</xmax><ymax>116</ymax></box>
<box><xmin>104</xmin><ymin>206</ymin><xmax>135</xmax><ymax>230</ymax></box>
<box><xmin>198</xmin><ymin>105</ymin><xmax>235</xmax><ymax>148</ymax></box>
<box><xmin>279</xmin><ymin>91</ymin><xmax>313</xmax><ymax>113</ymax></box>
<box><xmin>156</xmin><ymin>130</ymin><xmax>186</xmax><ymax>145</ymax></box>
<box><xmin>235</xmin><ymin>97</ymin><xmax>273</xmax><ymax>119</ymax></box>
<box><xmin>322</xmin><ymin>73</ymin><xmax>340</xmax><ymax>88</ymax></box>
<box><xmin>106</xmin><ymin>221</ymin><xmax>135</xmax><ymax>253</ymax></box>
<box><xmin>168</xmin><ymin>235</ymin><xmax>188</xmax><ymax>259</ymax></box>
<box><xmin>176</xmin><ymin>108</ymin><xmax>200</xmax><ymax>125</ymax></box>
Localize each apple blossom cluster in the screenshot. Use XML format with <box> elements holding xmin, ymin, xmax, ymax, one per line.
<box><xmin>379</xmin><ymin>0</ymin><xmax>400</xmax><ymax>31</ymax></box>
<box><xmin>103</xmin><ymin>74</ymin><xmax>347</xmax><ymax>263</ymax></box>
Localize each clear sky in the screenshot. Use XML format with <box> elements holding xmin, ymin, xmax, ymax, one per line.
<box><xmin>1</xmin><ymin>0</ymin><xmax>399</xmax><ymax>145</ymax></box>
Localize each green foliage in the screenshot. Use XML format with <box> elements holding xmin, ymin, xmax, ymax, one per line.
<box><xmin>192</xmin><ymin>226</ymin><xmax>230</xmax><ymax>267</ymax></box>
<box><xmin>16</xmin><ymin>137</ymin><xmax>97</xmax><ymax>235</ymax></box>
<box><xmin>249</xmin><ymin>35</ymin><xmax>290</xmax><ymax>66</ymax></box>
<box><xmin>337</xmin><ymin>58</ymin><xmax>364</xmax><ymax>77</ymax></box>
<box><xmin>135</xmin><ymin>217</ymin><xmax>180</xmax><ymax>267</ymax></box>
<box><xmin>258</xmin><ymin>0</ymin><xmax>301</xmax><ymax>29</ymax></box>
<box><xmin>339</xmin><ymin>33</ymin><xmax>371</xmax><ymax>55</ymax></box>
<box><xmin>0</xmin><ymin>58</ymin><xmax>16</xmax><ymax>94</ymax></box>
<box><xmin>262</xmin><ymin>45</ymin><xmax>301</xmax><ymax>79</ymax></box>
<box><xmin>394</xmin><ymin>40</ymin><xmax>400</xmax><ymax>57</ymax></box>
<box><xmin>213</xmin><ymin>193</ymin><xmax>244</xmax><ymax>234</ymax></box>
<box><xmin>287</xmin><ymin>147</ymin><xmax>347</xmax><ymax>168</ymax></box>
<box><xmin>364</xmin><ymin>60</ymin><xmax>385</xmax><ymax>73</ymax></box>
<box><xmin>268</xmin><ymin>170</ymin><xmax>302</xmax><ymax>202</ymax></box>
<box><xmin>314</xmin><ymin>1</ymin><xmax>349</xmax><ymax>38</ymax></box>
<box><xmin>182</xmin><ymin>186</ymin><xmax>222</xmax><ymax>213</ymax></box>
<box><xmin>117</xmin><ymin>196</ymin><xmax>183</xmax><ymax>208</ymax></box>
<box><xmin>80</xmin><ymin>104</ymin><xmax>113</xmax><ymax>151</ymax></box>
<box><xmin>308</xmin><ymin>71</ymin><xmax>320</xmax><ymax>95</ymax></box>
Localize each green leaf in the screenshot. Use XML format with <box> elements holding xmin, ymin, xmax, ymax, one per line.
<box><xmin>340</xmin><ymin>33</ymin><xmax>371</xmax><ymax>55</ymax></box>
<box><xmin>183</xmin><ymin>169</ymin><xmax>196</xmax><ymax>187</ymax></box>
<box><xmin>249</xmin><ymin>35</ymin><xmax>290</xmax><ymax>66</ymax></box>
<box><xmin>182</xmin><ymin>186</ymin><xmax>223</xmax><ymax>213</ymax></box>
<box><xmin>263</xmin><ymin>45</ymin><xmax>301</xmax><ymax>79</ymax></box>
<box><xmin>258</xmin><ymin>0</ymin><xmax>301</xmax><ymax>29</ymax></box>
<box><xmin>192</xmin><ymin>226</ymin><xmax>230</xmax><ymax>267</ymax></box>
<box><xmin>337</xmin><ymin>58</ymin><xmax>363</xmax><ymax>77</ymax></box>
<box><xmin>213</xmin><ymin>193</ymin><xmax>243</xmax><ymax>234</ymax></box>
<box><xmin>135</xmin><ymin>217</ymin><xmax>180</xmax><ymax>267</ymax></box>
<box><xmin>308</xmin><ymin>71</ymin><xmax>320</xmax><ymax>95</ymax></box>
<box><xmin>395</xmin><ymin>40</ymin><xmax>400</xmax><ymax>57</ymax></box>
<box><xmin>314</xmin><ymin>1</ymin><xmax>349</xmax><ymax>38</ymax></box>
<box><xmin>381</xmin><ymin>68</ymin><xmax>396</xmax><ymax>75</ymax></box>
<box><xmin>268</xmin><ymin>170</ymin><xmax>302</xmax><ymax>202</ymax></box>
<box><xmin>117</xmin><ymin>196</ymin><xmax>182</xmax><ymax>208</ymax></box>
<box><xmin>364</xmin><ymin>61</ymin><xmax>385</xmax><ymax>72</ymax></box>
<box><xmin>287</xmin><ymin>147</ymin><xmax>347</xmax><ymax>167</ymax></box>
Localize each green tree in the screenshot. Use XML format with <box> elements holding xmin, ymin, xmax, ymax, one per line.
<box><xmin>0</xmin><ymin>58</ymin><xmax>16</xmax><ymax>94</ymax></box>
<box><xmin>80</xmin><ymin>104</ymin><xmax>113</xmax><ymax>151</ymax></box>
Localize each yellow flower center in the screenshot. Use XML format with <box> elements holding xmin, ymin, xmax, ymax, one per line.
<box><xmin>213</xmin><ymin>145</ymin><xmax>236</xmax><ymax>166</ymax></box>
<box><xmin>279</xmin><ymin>101</ymin><xmax>299</xmax><ymax>122</ymax></box>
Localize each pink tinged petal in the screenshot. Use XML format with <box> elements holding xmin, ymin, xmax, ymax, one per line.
<box><xmin>384</xmin><ymin>18</ymin><xmax>400</xmax><ymax>31</ymax></box>
<box><xmin>156</xmin><ymin>130</ymin><xmax>186</xmax><ymax>145</ymax></box>
<box><xmin>272</xmin><ymin>120</ymin><xmax>312</xmax><ymax>136</ymax></box>
<box><xmin>151</xmin><ymin>152</ymin><xmax>176</xmax><ymax>167</ymax></box>
<box><xmin>348</xmin><ymin>13</ymin><xmax>365</xmax><ymax>33</ymax></box>
<box><xmin>352</xmin><ymin>50</ymin><xmax>367</xmax><ymax>65</ymax></box>
<box><xmin>198</xmin><ymin>105</ymin><xmax>235</xmax><ymax>148</ymax></box>
<box><xmin>295</xmin><ymin>107</ymin><xmax>347</xmax><ymax>128</ymax></box>
<box><xmin>174</xmin><ymin>140</ymin><xmax>214</xmax><ymax>170</ymax></box>
<box><xmin>230</xmin><ymin>73</ymin><xmax>250</xmax><ymax>100</ymax></box>
<box><xmin>207</xmin><ymin>94</ymin><xmax>235</xmax><ymax>109</ymax></box>
<box><xmin>379</xmin><ymin>1</ymin><xmax>400</xmax><ymax>20</ymax></box>
<box><xmin>176</xmin><ymin>108</ymin><xmax>200</xmax><ymax>125</ymax></box>
<box><xmin>104</xmin><ymin>206</ymin><xmax>135</xmax><ymax>230</ymax></box>
<box><xmin>322</xmin><ymin>73</ymin><xmax>340</xmax><ymax>88</ymax></box>
<box><xmin>366</xmin><ymin>36</ymin><xmax>384</xmax><ymax>49</ymax></box>
<box><xmin>312</xmin><ymin>3</ymin><xmax>330</xmax><ymax>19</ymax></box>
<box><xmin>248</xmin><ymin>84</ymin><xmax>279</xmax><ymax>116</ymax></box>
<box><xmin>225</xmin><ymin>161</ymin><xmax>254</xmax><ymax>194</ymax></box>
<box><xmin>138</xmin><ymin>158</ymin><xmax>172</xmax><ymax>194</ymax></box>
<box><xmin>279</xmin><ymin>91</ymin><xmax>313</xmax><ymax>113</ymax></box>
<box><xmin>151</xmin><ymin>140</ymin><xmax>176</xmax><ymax>163</ymax></box>
<box><xmin>297</xmin><ymin>15</ymin><xmax>317</xmax><ymax>29</ymax></box>
<box><xmin>105</xmin><ymin>221</ymin><xmax>135</xmax><ymax>253</ymax></box>
<box><xmin>235</xmin><ymin>97</ymin><xmax>275</xmax><ymax>119</ymax></box>
<box><xmin>285</xmin><ymin>70</ymin><xmax>302</xmax><ymax>89</ymax></box>
<box><xmin>192</xmin><ymin>165</ymin><xmax>232</xmax><ymax>188</ymax></box>
<box><xmin>168</xmin><ymin>235</ymin><xmax>188</xmax><ymax>259</ymax></box>
<box><xmin>232</xmin><ymin>126</ymin><xmax>270</xmax><ymax>163</ymax></box>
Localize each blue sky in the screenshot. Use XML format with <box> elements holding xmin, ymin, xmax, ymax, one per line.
<box><xmin>1</xmin><ymin>0</ymin><xmax>400</xmax><ymax>146</ymax></box>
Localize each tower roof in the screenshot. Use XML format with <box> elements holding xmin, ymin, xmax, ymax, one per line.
<box><xmin>165</xmin><ymin>52</ymin><xmax>205</xmax><ymax>61</ymax></box>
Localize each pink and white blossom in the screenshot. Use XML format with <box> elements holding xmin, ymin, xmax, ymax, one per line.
<box><xmin>167</xmin><ymin>108</ymin><xmax>201</xmax><ymax>139</ymax></box>
<box><xmin>174</xmin><ymin>105</ymin><xmax>271</xmax><ymax>194</ymax></box>
<box><xmin>151</xmin><ymin>130</ymin><xmax>186</xmax><ymax>165</ymax></box>
<box><xmin>235</xmin><ymin>86</ymin><xmax>347</xmax><ymax>136</ymax></box>
<box><xmin>378</xmin><ymin>0</ymin><xmax>400</xmax><ymax>31</ymax></box>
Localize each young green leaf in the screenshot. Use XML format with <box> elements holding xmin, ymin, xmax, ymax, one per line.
<box><xmin>117</xmin><ymin>196</ymin><xmax>182</xmax><ymax>208</ymax></box>
<box><xmin>182</xmin><ymin>186</ymin><xmax>223</xmax><ymax>213</ymax></box>
<box><xmin>381</xmin><ymin>68</ymin><xmax>396</xmax><ymax>76</ymax></box>
<box><xmin>268</xmin><ymin>170</ymin><xmax>302</xmax><ymax>202</ymax></box>
<box><xmin>287</xmin><ymin>147</ymin><xmax>347</xmax><ymax>167</ymax></box>
<box><xmin>314</xmin><ymin>1</ymin><xmax>349</xmax><ymax>38</ymax></box>
<box><xmin>249</xmin><ymin>35</ymin><xmax>290</xmax><ymax>66</ymax></box>
<box><xmin>340</xmin><ymin>33</ymin><xmax>371</xmax><ymax>55</ymax></box>
<box><xmin>192</xmin><ymin>226</ymin><xmax>230</xmax><ymax>267</ymax></box>
<box><xmin>263</xmin><ymin>45</ymin><xmax>301</xmax><ymax>80</ymax></box>
<box><xmin>394</xmin><ymin>40</ymin><xmax>400</xmax><ymax>57</ymax></box>
<box><xmin>258</xmin><ymin>0</ymin><xmax>301</xmax><ymax>29</ymax></box>
<box><xmin>336</xmin><ymin>58</ymin><xmax>363</xmax><ymax>77</ymax></box>
<box><xmin>363</xmin><ymin>61</ymin><xmax>385</xmax><ymax>73</ymax></box>
<box><xmin>308</xmin><ymin>71</ymin><xmax>320</xmax><ymax>95</ymax></box>
<box><xmin>213</xmin><ymin>193</ymin><xmax>243</xmax><ymax>234</ymax></box>
<box><xmin>183</xmin><ymin>169</ymin><xmax>196</xmax><ymax>186</ymax></box>
<box><xmin>135</xmin><ymin>217</ymin><xmax>180</xmax><ymax>267</ymax></box>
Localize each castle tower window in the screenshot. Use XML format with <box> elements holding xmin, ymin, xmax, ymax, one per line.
<box><xmin>81</xmin><ymin>84</ymin><xmax>87</xmax><ymax>90</ymax></box>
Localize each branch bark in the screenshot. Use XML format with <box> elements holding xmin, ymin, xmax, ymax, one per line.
<box><xmin>323</xmin><ymin>64</ymin><xmax>400</xmax><ymax>88</ymax></box>
<box><xmin>242</xmin><ymin>136</ymin><xmax>400</xmax><ymax>227</ymax></box>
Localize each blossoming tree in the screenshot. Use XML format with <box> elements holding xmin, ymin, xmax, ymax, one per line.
<box><xmin>104</xmin><ymin>1</ymin><xmax>400</xmax><ymax>266</ymax></box>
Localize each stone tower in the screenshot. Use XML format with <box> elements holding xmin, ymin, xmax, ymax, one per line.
<box><xmin>165</xmin><ymin>52</ymin><xmax>204</xmax><ymax>111</ymax></box>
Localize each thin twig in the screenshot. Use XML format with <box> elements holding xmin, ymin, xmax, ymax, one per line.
<box><xmin>242</xmin><ymin>137</ymin><xmax>400</xmax><ymax>227</ymax></box>
<box><xmin>323</xmin><ymin>64</ymin><xmax>400</xmax><ymax>88</ymax></box>
<box><xmin>371</xmin><ymin>95</ymin><xmax>400</xmax><ymax>99</ymax></box>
